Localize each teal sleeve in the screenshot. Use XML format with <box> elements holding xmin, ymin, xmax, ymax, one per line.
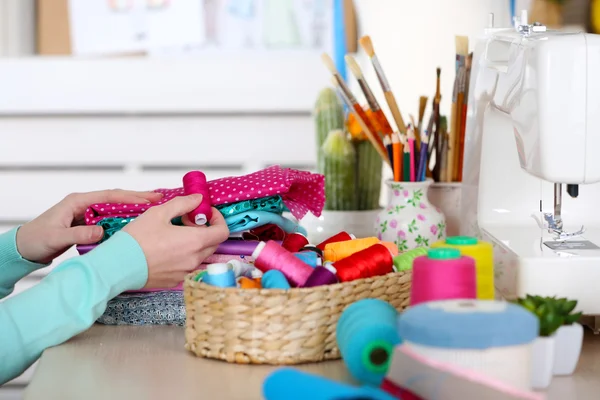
<box><xmin>0</xmin><ymin>231</ymin><xmax>148</xmax><ymax>385</ymax></box>
<box><xmin>0</xmin><ymin>227</ymin><xmax>49</xmax><ymax>299</ymax></box>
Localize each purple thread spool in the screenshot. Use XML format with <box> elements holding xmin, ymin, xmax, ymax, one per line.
<box><xmin>252</xmin><ymin>240</ymin><xmax>313</xmax><ymax>287</ymax></box>
<box><xmin>301</xmin><ymin>264</ymin><xmax>339</xmax><ymax>288</ymax></box>
<box><xmin>183</xmin><ymin>171</ymin><xmax>212</xmax><ymax>225</ymax></box>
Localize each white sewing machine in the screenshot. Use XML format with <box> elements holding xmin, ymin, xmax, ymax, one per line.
<box><xmin>461</xmin><ymin>11</ymin><xmax>600</xmax><ymax>320</ymax></box>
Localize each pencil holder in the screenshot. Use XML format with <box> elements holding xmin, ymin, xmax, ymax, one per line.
<box><xmin>375</xmin><ymin>179</ymin><xmax>446</xmax><ymax>252</ymax></box>
<box><xmin>183</xmin><ymin>270</ymin><xmax>411</xmax><ymax>365</ymax></box>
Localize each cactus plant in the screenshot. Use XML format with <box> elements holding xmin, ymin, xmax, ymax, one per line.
<box><xmin>321</xmin><ymin>130</ymin><xmax>358</xmax><ymax>211</ymax></box>
<box><xmin>314</xmin><ymin>87</ymin><xmax>383</xmax><ymax>211</ymax></box>
<box><xmin>315</xmin><ymin>88</ymin><xmax>345</xmax><ymax>171</ymax></box>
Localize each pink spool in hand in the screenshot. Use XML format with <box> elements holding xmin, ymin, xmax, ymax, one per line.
<box><xmin>410</xmin><ymin>248</ymin><xmax>476</xmax><ymax>306</ymax></box>
<box><xmin>183</xmin><ymin>171</ymin><xmax>213</xmax><ymax>225</ymax></box>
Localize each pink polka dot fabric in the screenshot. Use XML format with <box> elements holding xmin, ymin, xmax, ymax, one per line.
<box><xmin>85</xmin><ymin>166</ymin><xmax>325</xmax><ymax>225</ymax></box>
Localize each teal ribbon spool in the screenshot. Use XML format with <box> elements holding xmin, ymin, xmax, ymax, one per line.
<box><xmin>336</xmin><ymin>299</ymin><xmax>402</xmax><ymax>386</ymax></box>
<box><xmin>261</xmin><ymin>270</ymin><xmax>291</xmax><ymax>290</ymax></box>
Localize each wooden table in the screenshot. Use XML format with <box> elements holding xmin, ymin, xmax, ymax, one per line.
<box><xmin>25</xmin><ymin>324</ymin><xmax>600</xmax><ymax>400</ymax></box>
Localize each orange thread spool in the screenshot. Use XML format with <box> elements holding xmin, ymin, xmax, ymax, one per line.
<box><xmin>380</xmin><ymin>242</ymin><xmax>399</xmax><ymax>256</ymax></box>
<box><xmin>239</xmin><ymin>277</ymin><xmax>261</xmax><ymax>289</ymax></box>
<box><xmin>324</xmin><ymin>237</ymin><xmax>380</xmax><ymax>262</ymax></box>
<box><xmin>334</xmin><ymin>244</ymin><xmax>394</xmax><ymax>282</ymax></box>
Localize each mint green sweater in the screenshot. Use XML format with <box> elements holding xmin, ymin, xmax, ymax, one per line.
<box><xmin>0</xmin><ymin>227</ymin><xmax>148</xmax><ymax>385</ymax></box>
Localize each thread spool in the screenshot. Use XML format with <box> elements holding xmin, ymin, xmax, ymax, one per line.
<box><xmin>410</xmin><ymin>248</ymin><xmax>476</xmax><ymax>306</ymax></box>
<box><xmin>299</xmin><ymin>245</ymin><xmax>323</xmax><ymax>258</ymax></box>
<box><xmin>293</xmin><ymin>251</ymin><xmax>321</xmax><ymax>268</ymax></box>
<box><xmin>431</xmin><ymin>236</ymin><xmax>495</xmax><ymax>300</ymax></box>
<box><xmin>203</xmin><ymin>263</ymin><xmax>236</xmax><ymax>288</ymax></box>
<box><xmin>239</xmin><ymin>276</ymin><xmax>262</xmax><ymax>289</ymax></box>
<box><xmin>301</xmin><ymin>264</ymin><xmax>339</xmax><ymax>287</ymax></box>
<box><xmin>227</xmin><ymin>259</ymin><xmax>255</xmax><ymax>278</ymax></box>
<box><xmin>396</xmin><ymin>299</ymin><xmax>539</xmax><ymax>390</ymax></box>
<box><xmin>316</xmin><ymin>231</ymin><xmax>356</xmax><ymax>251</ymax></box>
<box><xmin>393</xmin><ymin>247</ymin><xmax>429</xmax><ymax>272</ymax></box>
<box><xmin>336</xmin><ymin>299</ymin><xmax>402</xmax><ymax>386</ymax></box>
<box><xmin>282</xmin><ymin>232</ymin><xmax>309</xmax><ymax>252</ymax></box>
<box><xmin>252</xmin><ymin>241</ymin><xmax>314</xmax><ymax>287</ymax></box>
<box><xmin>183</xmin><ymin>171</ymin><xmax>213</xmax><ymax>225</ymax></box>
<box><xmin>333</xmin><ymin>244</ymin><xmax>394</xmax><ymax>282</ymax></box>
<box><xmin>380</xmin><ymin>242</ymin><xmax>399</xmax><ymax>257</ymax></box>
<box><xmin>324</xmin><ymin>237</ymin><xmax>379</xmax><ymax>262</ymax></box>
<box><xmin>261</xmin><ymin>270</ymin><xmax>291</xmax><ymax>289</ymax></box>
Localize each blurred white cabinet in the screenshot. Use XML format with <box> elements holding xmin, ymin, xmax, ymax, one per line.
<box><xmin>0</xmin><ymin>55</ymin><xmax>323</xmax><ymax>393</ymax></box>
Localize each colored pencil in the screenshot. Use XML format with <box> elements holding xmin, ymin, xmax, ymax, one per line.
<box><xmin>403</xmin><ymin>140</ymin><xmax>410</xmax><ymax>182</ymax></box>
<box><xmin>384</xmin><ymin>135</ymin><xmax>393</xmax><ymax>166</ymax></box>
<box><xmin>392</xmin><ymin>132</ymin><xmax>402</xmax><ymax>181</ymax></box>
<box><xmin>408</xmin><ymin>127</ymin><xmax>416</xmax><ymax>182</ymax></box>
<box><xmin>417</xmin><ymin>132</ymin><xmax>429</xmax><ymax>181</ymax></box>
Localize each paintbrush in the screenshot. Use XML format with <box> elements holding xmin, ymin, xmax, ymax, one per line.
<box><xmin>331</xmin><ymin>77</ymin><xmax>392</xmax><ymax>168</ymax></box>
<box><xmin>458</xmin><ymin>52</ymin><xmax>473</xmax><ymax>182</ymax></box>
<box><xmin>359</xmin><ymin>35</ymin><xmax>407</xmax><ymax>135</ymax></box>
<box><xmin>451</xmin><ymin>36</ymin><xmax>469</xmax><ymax>181</ymax></box>
<box><xmin>448</xmin><ymin>70</ymin><xmax>460</xmax><ymax>182</ymax></box>
<box><xmin>425</xmin><ymin>111</ymin><xmax>436</xmax><ymax>179</ymax></box>
<box><xmin>455</xmin><ymin>36</ymin><xmax>469</xmax><ymax>73</ymax></box>
<box><xmin>433</xmin><ymin>68</ymin><xmax>442</xmax><ymax>182</ymax></box>
<box><xmin>438</xmin><ymin>116</ymin><xmax>448</xmax><ymax>182</ymax></box>
<box><xmin>409</xmin><ymin>115</ymin><xmax>420</xmax><ymax>171</ymax></box>
<box><xmin>416</xmin><ymin>96</ymin><xmax>428</xmax><ymax>149</ymax></box>
<box><xmin>322</xmin><ymin>53</ymin><xmax>386</xmax><ymax>151</ymax></box>
<box><xmin>345</xmin><ymin>55</ymin><xmax>394</xmax><ymax>136</ymax></box>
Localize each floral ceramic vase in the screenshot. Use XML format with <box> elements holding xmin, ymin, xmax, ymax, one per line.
<box><xmin>376</xmin><ymin>179</ymin><xmax>447</xmax><ymax>252</ymax></box>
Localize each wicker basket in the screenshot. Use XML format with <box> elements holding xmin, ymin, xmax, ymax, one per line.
<box><xmin>184</xmin><ymin>270</ymin><xmax>411</xmax><ymax>365</ymax></box>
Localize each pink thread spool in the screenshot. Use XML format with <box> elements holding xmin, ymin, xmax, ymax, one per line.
<box><xmin>252</xmin><ymin>240</ymin><xmax>314</xmax><ymax>287</ymax></box>
<box><xmin>410</xmin><ymin>248</ymin><xmax>476</xmax><ymax>306</ymax></box>
<box><xmin>183</xmin><ymin>171</ymin><xmax>213</xmax><ymax>225</ymax></box>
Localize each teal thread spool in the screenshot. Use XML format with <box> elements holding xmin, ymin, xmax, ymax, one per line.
<box><xmin>261</xmin><ymin>270</ymin><xmax>291</xmax><ymax>289</ymax></box>
<box><xmin>293</xmin><ymin>251</ymin><xmax>321</xmax><ymax>268</ymax></box>
<box><xmin>203</xmin><ymin>263</ymin><xmax>236</xmax><ymax>288</ymax></box>
<box><xmin>393</xmin><ymin>247</ymin><xmax>429</xmax><ymax>272</ymax></box>
<box><xmin>336</xmin><ymin>299</ymin><xmax>402</xmax><ymax>386</ymax></box>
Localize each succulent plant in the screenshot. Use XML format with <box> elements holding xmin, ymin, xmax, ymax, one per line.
<box><xmin>516</xmin><ymin>294</ymin><xmax>582</xmax><ymax>337</ymax></box>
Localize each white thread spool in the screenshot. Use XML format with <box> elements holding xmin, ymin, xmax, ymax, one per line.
<box><xmin>396</xmin><ymin>299</ymin><xmax>538</xmax><ymax>391</ymax></box>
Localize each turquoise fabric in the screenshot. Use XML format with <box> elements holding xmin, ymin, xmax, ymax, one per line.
<box><xmin>225</xmin><ymin>211</ymin><xmax>307</xmax><ymax>235</ymax></box>
<box><xmin>216</xmin><ymin>195</ymin><xmax>285</xmax><ymax>217</ymax></box>
<box><xmin>0</xmin><ymin>228</ymin><xmax>148</xmax><ymax>385</ymax></box>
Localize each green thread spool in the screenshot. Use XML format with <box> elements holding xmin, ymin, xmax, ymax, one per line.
<box><xmin>393</xmin><ymin>247</ymin><xmax>429</xmax><ymax>271</ymax></box>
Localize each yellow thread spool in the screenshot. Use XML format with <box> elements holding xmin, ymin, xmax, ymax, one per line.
<box><xmin>431</xmin><ymin>236</ymin><xmax>494</xmax><ymax>300</ymax></box>
<box><xmin>323</xmin><ymin>237</ymin><xmax>380</xmax><ymax>262</ymax></box>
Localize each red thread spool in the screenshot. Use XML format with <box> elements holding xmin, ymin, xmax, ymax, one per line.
<box><xmin>333</xmin><ymin>244</ymin><xmax>394</xmax><ymax>282</ymax></box>
<box><xmin>282</xmin><ymin>232</ymin><xmax>309</xmax><ymax>253</ymax></box>
<box><xmin>183</xmin><ymin>171</ymin><xmax>213</xmax><ymax>225</ymax></box>
<box><xmin>252</xmin><ymin>240</ymin><xmax>313</xmax><ymax>287</ymax></box>
<box><xmin>316</xmin><ymin>231</ymin><xmax>355</xmax><ymax>251</ymax></box>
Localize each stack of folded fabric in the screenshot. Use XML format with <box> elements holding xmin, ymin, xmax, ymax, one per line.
<box><xmin>76</xmin><ymin>166</ymin><xmax>325</xmax><ymax>326</ymax></box>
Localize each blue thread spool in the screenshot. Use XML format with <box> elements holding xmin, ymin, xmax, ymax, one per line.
<box><xmin>336</xmin><ymin>299</ymin><xmax>402</xmax><ymax>386</ymax></box>
<box><xmin>261</xmin><ymin>270</ymin><xmax>291</xmax><ymax>290</ymax></box>
<box><xmin>293</xmin><ymin>251</ymin><xmax>321</xmax><ymax>268</ymax></box>
<box><xmin>263</xmin><ymin>368</ymin><xmax>397</xmax><ymax>400</ymax></box>
<box><xmin>203</xmin><ymin>263</ymin><xmax>236</xmax><ymax>288</ymax></box>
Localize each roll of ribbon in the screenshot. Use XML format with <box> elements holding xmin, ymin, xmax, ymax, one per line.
<box><xmin>293</xmin><ymin>251</ymin><xmax>321</xmax><ymax>268</ymax></box>
<box><xmin>323</xmin><ymin>237</ymin><xmax>379</xmax><ymax>262</ymax></box>
<box><xmin>203</xmin><ymin>263</ymin><xmax>236</xmax><ymax>288</ymax></box>
<box><xmin>396</xmin><ymin>299</ymin><xmax>539</xmax><ymax>390</ymax></box>
<box><xmin>431</xmin><ymin>236</ymin><xmax>495</xmax><ymax>300</ymax></box>
<box><xmin>336</xmin><ymin>298</ymin><xmax>402</xmax><ymax>386</ymax></box>
<box><xmin>261</xmin><ymin>270</ymin><xmax>291</xmax><ymax>290</ymax></box>
<box><xmin>410</xmin><ymin>248</ymin><xmax>476</xmax><ymax>306</ymax></box>
<box><xmin>393</xmin><ymin>247</ymin><xmax>429</xmax><ymax>272</ymax></box>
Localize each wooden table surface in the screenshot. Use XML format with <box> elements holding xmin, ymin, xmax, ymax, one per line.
<box><xmin>25</xmin><ymin>324</ymin><xmax>600</xmax><ymax>400</ymax></box>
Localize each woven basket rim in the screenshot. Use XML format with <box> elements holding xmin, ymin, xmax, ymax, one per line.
<box><xmin>184</xmin><ymin>270</ymin><xmax>410</xmax><ymax>293</ymax></box>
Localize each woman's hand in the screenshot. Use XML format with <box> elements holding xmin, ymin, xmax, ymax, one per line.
<box><xmin>123</xmin><ymin>194</ymin><xmax>229</xmax><ymax>288</ymax></box>
<box><xmin>16</xmin><ymin>190</ymin><xmax>163</xmax><ymax>264</ymax></box>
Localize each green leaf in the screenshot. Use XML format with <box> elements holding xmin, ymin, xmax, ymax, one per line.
<box><xmin>562</xmin><ymin>300</ymin><xmax>577</xmax><ymax>314</ymax></box>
